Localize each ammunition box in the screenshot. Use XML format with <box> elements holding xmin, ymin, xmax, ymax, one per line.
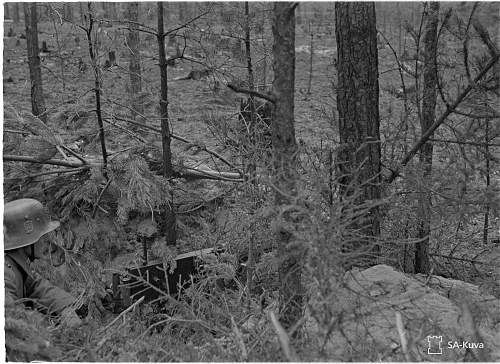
<box><xmin>112</xmin><ymin>247</ymin><xmax>217</xmax><ymax>310</ymax></box>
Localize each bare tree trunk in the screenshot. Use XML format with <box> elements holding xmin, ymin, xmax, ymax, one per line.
<box><xmin>64</xmin><ymin>3</ymin><xmax>73</xmax><ymax>22</ymax></box>
<box><xmin>272</xmin><ymin>2</ymin><xmax>303</xmax><ymax>330</ymax></box>
<box><xmin>244</xmin><ymin>1</ymin><xmax>255</xmax><ymax>99</ymax></box>
<box><xmin>483</xmin><ymin>118</ymin><xmax>490</xmax><ymax>244</ymax></box>
<box><xmin>243</xmin><ymin>2</ymin><xmax>257</xmax><ymax>180</ymax></box>
<box><xmin>307</xmin><ymin>21</ymin><xmax>314</xmax><ymax>95</ymax></box>
<box><xmin>157</xmin><ymin>4</ymin><xmax>173</xmax><ymax>178</ymax></box>
<box><xmin>262</xmin><ymin>50</ymin><xmax>267</xmax><ymax>91</ymax></box>
<box><xmin>243</xmin><ymin>1</ymin><xmax>257</xmax><ymax>296</ymax></box>
<box><xmin>108</xmin><ymin>2</ymin><xmax>116</xmax><ymax>20</ymax></box>
<box><xmin>415</xmin><ymin>2</ymin><xmax>439</xmax><ymax>274</ymax></box>
<box><xmin>42</xmin><ymin>3</ymin><xmax>49</xmax><ymax>21</ymax></box>
<box><xmin>13</xmin><ymin>3</ymin><xmax>20</xmax><ymax>23</ymax></box>
<box><xmin>335</xmin><ymin>2</ymin><xmax>381</xmax><ymax>268</ymax></box>
<box><xmin>162</xmin><ymin>2</ymin><xmax>169</xmax><ymax>23</ymax></box>
<box><xmin>382</xmin><ymin>5</ymin><xmax>386</xmax><ymax>33</ymax></box>
<box><xmin>157</xmin><ymin>2</ymin><xmax>176</xmax><ymax>246</ymax></box>
<box><xmin>260</xmin><ymin>10</ymin><xmax>268</xmax><ymax>91</ymax></box>
<box><xmin>178</xmin><ymin>2</ymin><xmax>186</xmax><ymax>24</ymax></box>
<box><xmin>24</xmin><ymin>2</ymin><xmax>47</xmax><ymax>123</ymax></box>
<box><xmin>85</xmin><ymin>4</ymin><xmax>108</xmax><ymax>176</ymax></box>
<box><xmin>79</xmin><ymin>2</ymin><xmax>85</xmax><ymax>24</ymax></box>
<box><xmin>102</xmin><ymin>2</ymin><xmax>108</xmax><ymax>18</ymax></box>
<box><xmin>126</xmin><ymin>2</ymin><xmax>143</xmax><ymax>122</ymax></box>
<box><xmin>49</xmin><ymin>9</ymin><xmax>66</xmax><ymax>91</ymax></box>
<box><xmin>397</xmin><ymin>3</ymin><xmax>402</xmax><ymax>54</ymax></box>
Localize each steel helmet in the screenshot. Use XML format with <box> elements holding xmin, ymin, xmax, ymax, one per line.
<box><xmin>4</xmin><ymin>199</ymin><xmax>60</xmax><ymax>251</ymax></box>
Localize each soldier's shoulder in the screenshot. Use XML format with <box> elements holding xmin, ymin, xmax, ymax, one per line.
<box><xmin>4</xmin><ymin>256</ymin><xmax>21</xmax><ymax>293</ymax></box>
<box><xmin>4</xmin><ymin>255</ymin><xmax>19</xmax><ymax>275</ymax></box>
<box><xmin>5</xmin><ymin>255</ymin><xmax>14</xmax><ymax>269</ymax></box>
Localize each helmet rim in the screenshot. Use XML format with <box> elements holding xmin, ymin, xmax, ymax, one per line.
<box><xmin>4</xmin><ymin>198</ymin><xmax>61</xmax><ymax>251</ymax></box>
<box><xmin>4</xmin><ymin>220</ymin><xmax>60</xmax><ymax>251</ymax></box>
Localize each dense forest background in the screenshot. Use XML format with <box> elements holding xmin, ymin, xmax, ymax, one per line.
<box><xmin>3</xmin><ymin>2</ymin><xmax>500</xmax><ymax>362</ymax></box>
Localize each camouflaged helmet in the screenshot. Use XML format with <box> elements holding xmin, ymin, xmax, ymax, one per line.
<box><xmin>4</xmin><ymin>199</ymin><xmax>60</xmax><ymax>251</ymax></box>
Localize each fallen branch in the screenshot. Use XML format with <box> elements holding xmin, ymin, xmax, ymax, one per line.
<box><xmin>3</xmin><ymin>154</ymin><xmax>91</xmax><ymax>168</ymax></box>
<box><xmin>107</xmin><ymin>146</ymin><xmax>137</xmax><ymax>159</ymax></box>
<box><xmin>268</xmin><ymin>310</ymin><xmax>299</xmax><ymax>362</ymax></box>
<box><xmin>386</xmin><ymin>52</ymin><xmax>500</xmax><ymax>184</ymax></box>
<box><xmin>55</xmin><ymin>145</ymin><xmax>69</xmax><ymax>160</ymax></box>
<box><xmin>173</xmin><ymin>137</ymin><xmax>242</xmax><ymax>176</ymax></box>
<box><xmin>179</xmin><ymin>166</ymin><xmax>243</xmax><ymax>182</ymax></box>
<box><xmin>61</xmin><ymin>145</ymin><xmax>87</xmax><ymax>164</ymax></box>
<box><xmin>178</xmin><ymin>54</ymin><xmax>206</xmax><ymax>66</ymax></box>
<box><xmin>4</xmin><ymin>155</ymin><xmax>244</xmax><ymax>183</ymax></box>
<box><xmin>227</xmin><ymin>82</ymin><xmax>276</xmax><ymax>104</ymax></box>
<box><xmin>98</xmin><ymin>296</ymin><xmax>144</xmax><ymax>335</ymax></box>
<box><xmin>4</xmin><ymin>129</ymin><xmax>28</xmax><ymax>135</ymax></box>
<box><xmin>3</xmin><ymin>167</ymin><xmax>87</xmax><ymax>180</ymax></box>
<box><xmin>395</xmin><ymin>312</ymin><xmax>411</xmax><ymax>362</ymax></box>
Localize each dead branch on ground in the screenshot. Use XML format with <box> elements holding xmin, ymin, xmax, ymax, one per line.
<box><xmin>268</xmin><ymin>310</ymin><xmax>299</xmax><ymax>362</ymax></box>
<box><xmin>4</xmin><ymin>154</ymin><xmax>243</xmax><ymax>183</ymax></box>
<box><xmin>227</xmin><ymin>82</ymin><xmax>276</xmax><ymax>104</ymax></box>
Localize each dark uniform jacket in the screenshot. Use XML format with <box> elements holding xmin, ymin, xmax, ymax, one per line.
<box><xmin>4</xmin><ymin>249</ymin><xmax>75</xmax><ymax>314</ymax></box>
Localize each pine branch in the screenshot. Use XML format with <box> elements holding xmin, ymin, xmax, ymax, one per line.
<box><xmin>111</xmin><ymin>115</ymin><xmax>242</xmax><ymax>174</ymax></box>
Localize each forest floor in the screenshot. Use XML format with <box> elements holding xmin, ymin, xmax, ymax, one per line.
<box><xmin>3</xmin><ymin>14</ymin><xmax>500</xmax><ymax>362</ymax></box>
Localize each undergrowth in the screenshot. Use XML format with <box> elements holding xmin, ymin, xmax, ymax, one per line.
<box><xmin>6</xmin><ymin>136</ymin><xmax>499</xmax><ymax>362</ymax></box>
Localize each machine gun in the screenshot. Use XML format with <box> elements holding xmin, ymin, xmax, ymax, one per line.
<box><xmin>111</xmin><ymin>247</ymin><xmax>219</xmax><ymax>312</ymax></box>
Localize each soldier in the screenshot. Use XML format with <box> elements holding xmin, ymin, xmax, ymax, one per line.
<box><xmin>4</xmin><ymin>198</ymin><xmax>82</xmax><ymax>327</ymax></box>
